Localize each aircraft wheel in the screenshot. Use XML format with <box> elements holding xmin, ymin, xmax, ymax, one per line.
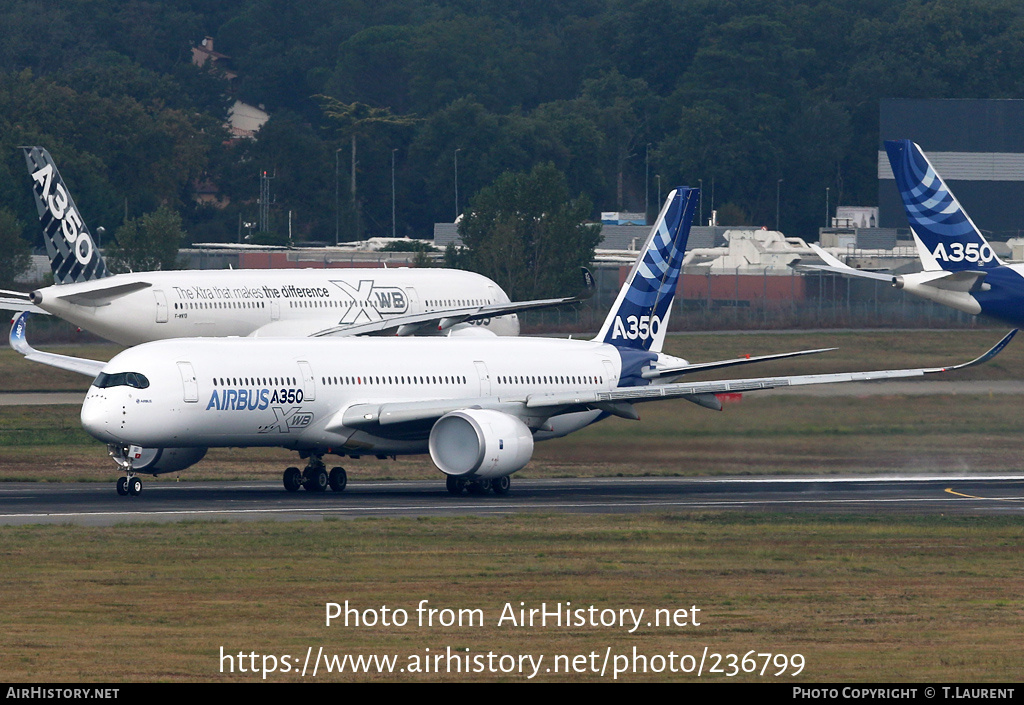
<box><xmin>467</xmin><ymin>479</ymin><xmax>492</xmax><ymax>496</ymax></box>
<box><xmin>116</xmin><ymin>477</ymin><xmax>129</xmax><ymax>496</ymax></box>
<box><xmin>492</xmin><ymin>476</ymin><xmax>511</xmax><ymax>495</ymax></box>
<box><xmin>329</xmin><ymin>467</ymin><xmax>348</xmax><ymax>492</ymax></box>
<box><xmin>446</xmin><ymin>476</ymin><xmax>467</xmax><ymax>496</ymax></box>
<box><xmin>304</xmin><ymin>466</ymin><xmax>328</xmax><ymax>492</ymax></box>
<box><xmin>283</xmin><ymin>467</ymin><xmax>302</xmax><ymax>492</ymax></box>
<box><xmin>128</xmin><ymin>477</ymin><xmax>142</xmax><ymax>496</ymax></box>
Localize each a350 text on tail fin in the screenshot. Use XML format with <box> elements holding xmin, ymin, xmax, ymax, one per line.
<box><xmin>885</xmin><ymin>139</ymin><xmax>1000</xmax><ymax>272</ymax></box>
<box><xmin>22</xmin><ymin>147</ymin><xmax>108</xmax><ymax>283</ymax></box>
<box><xmin>597</xmin><ymin>186</ymin><xmax>699</xmax><ymax>352</ymax></box>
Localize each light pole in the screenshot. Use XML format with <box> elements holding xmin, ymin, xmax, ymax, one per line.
<box><xmin>454</xmin><ymin>148</ymin><xmax>461</xmax><ymax>222</ymax></box>
<box><xmin>698</xmin><ymin>178</ymin><xmax>703</xmax><ymax>225</ymax></box>
<box><xmin>334</xmin><ymin>147</ymin><xmax>343</xmax><ymax>246</ymax></box>
<box><xmin>825</xmin><ymin>187</ymin><xmax>830</xmax><ymax>228</ymax></box>
<box><xmin>645</xmin><ymin>143</ymin><xmax>650</xmax><ymax>225</ymax></box>
<box><xmin>391</xmin><ymin>149</ymin><xmax>398</xmax><ymax>238</ymax></box>
<box><xmin>776</xmin><ymin>178</ymin><xmax>783</xmax><ymax>232</ymax></box>
<box><xmin>656</xmin><ymin>175</ymin><xmax>661</xmax><ymax>212</ymax></box>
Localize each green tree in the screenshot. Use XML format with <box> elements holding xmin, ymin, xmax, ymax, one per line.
<box><xmin>456</xmin><ymin>163</ymin><xmax>600</xmax><ymax>301</ymax></box>
<box><xmin>0</xmin><ymin>208</ymin><xmax>31</xmax><ymax>287</ymax></box>
<box><xmin>316</xmin><ymin>96</ymin><xmax>419</xmax><ymax>240</ymax></box>
<box><xmin>106</xmin><ymin>205</ymin><xmax>185</xmax><ymax>273</ymax></box>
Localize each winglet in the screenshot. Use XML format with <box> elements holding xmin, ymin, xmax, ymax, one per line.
<box><xmin>931</xmin><ymin>329</ymin><xmax>1017</xmax><ymax>373</ymax></box>
<box><xmin>9</xmin><ymin>311</ymin><xmax>32</xmax><ymax>356</ymax></box>
<box><xmin>579</xmin><ymin>267</ymin><xmax>596</xmax><ymax>300</ymax></box>
<box><xmin>9</xmin><ymin>311</ymin><xmax>106</xmax><ymax>377</ymax></box>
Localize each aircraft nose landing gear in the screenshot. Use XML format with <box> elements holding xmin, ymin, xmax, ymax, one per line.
<box><xmin>110</xmin><ymin>444</ymin><xmax>142</xmax><ymax>496</ymax></box>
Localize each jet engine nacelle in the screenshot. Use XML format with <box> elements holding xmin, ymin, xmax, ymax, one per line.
<box><xmin>428</xmin><ymin>409</ymin><xmax>533</xmax><ymax>480</ymax></box>
<box><xmin>131</xmin><ymin>447</ymin><xmax>208</xmax><ymax>475</ymax></box>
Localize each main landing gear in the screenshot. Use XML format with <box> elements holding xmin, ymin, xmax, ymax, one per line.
<box><xmin>283</xmin><ymin>456</ymin><xmax>347</xmax><ymax>493</ymax></box>
<box><xmin>446</xmin><ymin>475</ymin><xmax>511</xmax><ymax>496</ymax></box>
<box><xmin>109</xmin><ymin>444</ymin><xmax>142</xmax><ymax>496</ymax></box>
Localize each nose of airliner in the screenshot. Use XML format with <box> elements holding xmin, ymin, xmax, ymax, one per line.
<box><xmin>80</xmin><ymin>391</ymin><xmax>120</xmax><ymax>443</ymax></box>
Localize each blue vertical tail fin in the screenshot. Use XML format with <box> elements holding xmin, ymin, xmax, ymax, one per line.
<box><xmin>21</xmin><ymin>146</ymin><xmax>108</xmax><ymax>284</ymax></box>
<box><xmin>885</xmin><ymin>139</ymin><xmax>1001</xmax><ymax>272</ymax></box>
<box><xmin>594</xmin><ymin>187</ymin><xmax>698</xmax><ymax>352</ymax></box>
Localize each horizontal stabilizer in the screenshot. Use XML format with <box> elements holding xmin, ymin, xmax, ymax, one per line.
<box><xmin>0</xmin><ymin>289</ymin><xmax>47</xmax><ymax>314</ymax></box>
<box><xmin>801</xmin><ymin>244</ymin><xmax>896</xmax><ymax>282</ymax></box>
<box><xmin>56</xmin><ymin>280</ymin><xmax>152</xmax><ymax>307</ymax></box>
<box><xmin>644</xmin><ymin>347</ymin><xmax>837</xmax><ymax>379</ymax></box>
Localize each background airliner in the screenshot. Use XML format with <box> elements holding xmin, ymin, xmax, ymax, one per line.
<box><xmin>808</xmin><ymin>140</ymin><xmax>1024</xmax><ymax>327</ymax></box>
<box><xmin>0</xmin><ymin>147</ymin><xmax>589</xmax><ymax>345</ymax></box>
<box><xmin>11</xmin><ymin>187</ymin><xmax>1014</xmax><ymax>496</ymax></box>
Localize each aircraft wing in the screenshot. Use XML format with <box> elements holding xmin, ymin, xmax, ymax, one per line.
<box><xmin>528</xmin><ymin>329</ymin><xmax>1015</xmax><ymax>412</ymax></box>
<box><xmin>307</xmin><ymin>268</ymin><xmax>595</xmax><ymax>338</ymax></box>
<box><xmin>8</xmin><ymin>312</ymin><xmax>105</xmax><ymax>377</ymax></box>
<box><xmin>0</xmin><ymin>289</ymin><xmax>46</xmax><ymax>314</ymax></box>
<box><xmin>337</xmin><ymin>329</ymin><xmax>1016</xmax><ymax>429</ymax></box>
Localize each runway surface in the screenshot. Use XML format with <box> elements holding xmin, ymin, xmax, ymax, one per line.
<box><xmin>3</xmin><ymin>474</ymin><xmax>1023</xmax><ymax>525</ymax></box>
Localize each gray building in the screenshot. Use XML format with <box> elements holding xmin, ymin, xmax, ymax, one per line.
<box><xmin>879</xmin><ymin>99</ymin><xmax>1024</xmax><ymax>239</ymax></box>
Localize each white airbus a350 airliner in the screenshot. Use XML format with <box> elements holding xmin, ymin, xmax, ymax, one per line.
<box><xmin>0</xmin><ymin>147</ymin><xmax>590</xmax><ymax>344</ymax></box>
<box><xmin>11</xmin><ymin>187</ymin><xmax>1015</xmax><ymax>496</ymax></box>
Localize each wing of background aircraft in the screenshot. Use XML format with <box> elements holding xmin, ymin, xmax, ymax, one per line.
<box><xmin>8</xmin><ymin>312</ymin><xmax>105</xmax><ymax>377</ymax></box>
<box><xmin>314</xmin><ymin>270</ymin><xmax>593</xmax><ymax>337</ymax></box>
<box><xmin>253</xmin><ymin>267</ymin><xmax>596</xmax><ymax>338</ymax></box>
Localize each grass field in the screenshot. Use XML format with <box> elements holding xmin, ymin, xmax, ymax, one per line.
<box><xmin>0</xmin><ymin>514</ymin><xmax>1021</xmax><ymax>682</ymax></box>
<box><xmin>1</xmin><ymin>329</ymin><xmax>1022</xmax><ymax>682</ymax></box>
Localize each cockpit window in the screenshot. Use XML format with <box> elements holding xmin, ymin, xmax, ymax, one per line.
<box><xmin>93</xmin><ymin>371</ymin><xmax>150</xmax><ymax>389</ymax></box>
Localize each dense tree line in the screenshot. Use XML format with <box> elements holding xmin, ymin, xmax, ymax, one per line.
<box><xmin>3</xmin><ymin>0</ymin><xmax>1024</xmax><ymax>267</ymax></box>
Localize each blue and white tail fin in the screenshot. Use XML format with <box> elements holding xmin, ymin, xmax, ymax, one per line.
<box><xmin>595</xmin><ymin>186</ymin><xmax>698</xmax><ymax>353</ymax></box>
<box><xmin>21</xmin><ymin>146</ymin><xmax>108</xmax><ymax>284</ymax></box>
<box><xmin>885</xmin><ymin>140</ymin><xmax>1002</xmax><ymax>272</ymax></box>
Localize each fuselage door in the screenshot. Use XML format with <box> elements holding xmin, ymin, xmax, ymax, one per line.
<box><xmin>270</xmin><ymin>299</ymin><xmax>280</xmax><ymax>321</ymax></box>
<box><xmin>297</xmin><ymin>360</ymin><xmax>316</xmax><ymax>401</ymax></box>
<box><xmin>154</xmin><ymin>289</ymin><xmax>168</xmax><ymax>323</ymax></box>
<box><xmin>177</xmin><ymin>361</ymin><xmax>199</xmax><ymax>403</ymax></box>
<box><xmin>404</xmin><ymin>287</ymin><xmax>420</xmax><ymax>315</ymax></box>
<box><xmin>602</xmin><ymin>359</ymin><xmax>618</xmax><ymax>385</ymax></box>
<box><xmin>474</xmin><ymin>360</ymin><xmax>491</xmax><ymax>396</ymax></box>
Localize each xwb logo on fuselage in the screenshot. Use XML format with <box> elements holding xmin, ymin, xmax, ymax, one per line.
<box><xmin>332</xmin><ymin>280</ymin><xmax>409</xmax><ymax>324</ymax></box>
<box><xmin>932</xmin><ymin>242</ymin><xmax>995</xmax><ymax>265</ymax></box>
